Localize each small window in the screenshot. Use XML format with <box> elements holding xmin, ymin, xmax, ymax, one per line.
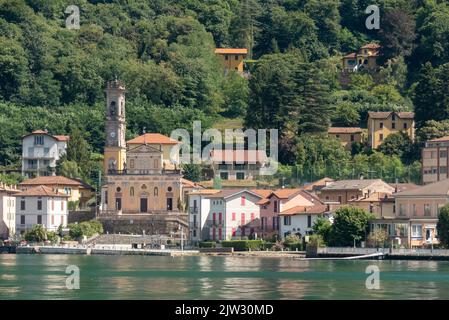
<box><xmin>116</xmin><ymin>187</ymin><xmax>121</xmax><ymax>192</ymax></box>
<box><xmin>350</xmin><ymin>134</ymin><xmax>355</xmax><ymax>142</ymax></box>
<box><xmin>392</xmin><ymin>114</ymin><xmax>396</xmax><ymax>121</ymax></box>
<box><xmin>336</xmin><ymin>134</ymin><xmax>340</xmax><ymax>139</ymax></box>
<box><xmin>130</xmin><ymin>187</ymin><xmax>134</xmax><ymax>197</ymax></box>
<box><xmin>154</xmin><ymin>187</ymin><xmax>158</xmax><ymax>197</ymax></box>
<box><xmin>284</xmin><ymin>216</ymin><xmax>291</xmax><ymax>226</ymax></box>
<box><xmin>403</xmin><ymin>123</ymin><xmax>408</xmax><ymax>129</ymax></box>
<box><xmin>37</xmin><ymin>215</ymin><xmax>42</xmax><ymax>224</ymax></box>
<box><xmin>236</xmin><ymin>172</ymin><xmax>245</xmax><ymax>180</ymax></box>
<box><xmin>20</xmin><ymin>215</ymin><xmax>25</xmax><ymax>225</ymax></box>
<box><xmin>235</xmin><ymin>55</ymin><xmax>239</xmax><ymax>61</ymax></box>
<box><xmin>307</xmin><ymin>215</ymin><xmax>312</xmax><ymax>228</ymax></box>
<box><xmin>168</xmin><ymin>187</ymin><xmax>172</xmax><ymax>192</ymax></box>
<box><xmin>392</xmin><ymin>122</ymin><xmax>396</xmax><ymax>129</ymax></box>
<box><xmin>380</xmin><ymin>122</ymin><xmax>384</xmax><ymax>129</ymax></box>
<box><xmin>20</xmin><ymin>200</ymin><xmax>25</xmax><ymax>211</ymax></box>
<box><xmin>379</xmin><ymin>134</ymin><xmax>384</xmax><ymax>141</ymax></box>
<box><xmin>34</xmin><ymin>135</ymin><xmax>44</xmax><ymax>145</ymax></box>
<box><xmin>37</xmin><ymin>200</ymin><xmax>42</xmax><ymax>211</ymax></box>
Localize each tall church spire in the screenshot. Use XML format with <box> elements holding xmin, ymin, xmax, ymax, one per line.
<box><xmin>104</xmin><ymin>79</ymin><xmax>127</xmax><ymax>174</ymax></box>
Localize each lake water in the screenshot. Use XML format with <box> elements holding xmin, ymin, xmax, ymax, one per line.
<box><xmin>1</xmin><ymin>254</ymin><xmax>449</xmax><ymax>299</ymax></box>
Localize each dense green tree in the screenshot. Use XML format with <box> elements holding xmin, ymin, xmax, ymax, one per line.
<box><xmin>312</xmin><ymin>217</ymin><xmax>332</xmax><ymax>245</ymax></box>
<box><xmin>437</xmin><ymin>205</ymin><xmax>449</xmax><ymax>248</ymax></box>
<box><xmin>330</xmin><ymin>206</ymin><xmax>374</xmax><ymax>247</ymax></box>
<box><xmin>332</xmin><ymin>102</ymin><xmax>361</xmax><ymax>127</ymax></box>
<box><xmin>417</xmin><ymin>120</ymin><xmax>449</xmax><ymax>142</ymax></box>
<box><xmin>181</xmin><ymin>164</ymin><xmax>202</xmax><ymax>182</ymax></box>
<box><xmin>378</xmin><ymin>10</ymin><xmax>416</xmax><ymax>63</ymax></box>
<box><xmin>377</xmin><ymin>131</ymin><xmax>417</xmax><ymax>163</ymax></box>
<box><xmin>413</xmin><ymin>62</ymin><xmax>449</xmax><ymax>127</ymax></box>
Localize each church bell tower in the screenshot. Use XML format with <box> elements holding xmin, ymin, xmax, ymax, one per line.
<box><xmin>104</xmin><ymin>79</ymin><xmax>126</xmax><ymax>174</ymax></box>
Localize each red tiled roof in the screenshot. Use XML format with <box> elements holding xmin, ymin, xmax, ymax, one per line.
<box><xmin>279</xmin><ymin>204</ymin><xmax>327</xmax><ymax>216</ymax></box>
<box><xmin>211</xmin><ymin>150</ymin><xmax>268</xmax><ymax>163</ymax></box>
<box><xmin>20</xmin><ymin>176</ymin><xmax>86</xmax><ymax>187</ymax></box>
<box><xmin>269</xmin><ymin>188</ymin><xmax>302</xmax><ymax>199</ymax></box>
<box><xmin>17</xmin><ymin>185</ymin><xmax>69</xmax><ymax>197</ymax></box>
<box><xmin>215</xmin><ymin>48</ymin><xmax>248</xmax><ymax>55</ymax></box>
<box><xmin>328</xmin><ymin>127</ymin><xmax>363</xmax><ymax>134</ymax></box>
<box><xmin>303</xmin><ymin>177</ymin><xmax>334</xmax><ymax>191</ymax></box>
<box><xmin>53</xmin><ymin>135</ymin><xmax>70</xmax><ymax>142</ymax></box>
<box><xmin>127</xmin><ymin>133</ymin><xmax>179</xmax><ymax>145</ymax></box>
<box><xmin>343</xmin><ymin>53</ymin><xmax>357</xmax><ymax>59</ymax></box>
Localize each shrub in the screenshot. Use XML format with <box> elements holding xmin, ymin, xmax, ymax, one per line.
<box><xmin>68</xmin><ymin>220</ymin><xmax>103</xmax><ymax>240</ymax></box>
<box><xmin>46</xmin><ymin>231</ymin><xmax>58</xmax><ymax>243</ymax></box>
<box><xmin>308</xmin><ymin>234</ymin><xmax>325</xmax><ymax>247</ymax></box>
<box><xmin>199</xmin><ymin>241</ymin><xmax>216</xmax><ymax>248</ymax></box>
<box><xmin>221</xmin><ymin>240</ymin><xmax>264</xmax><ymax>251</ymax></box>
<box><xmin>24</xmin><ymin>225</ymin><xmax>47</xmax><ymax>242</ymax></box>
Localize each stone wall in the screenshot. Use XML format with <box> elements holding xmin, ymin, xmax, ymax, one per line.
<box><xmin>98</xmin><ymin>214</ymin><xmax>188</xmax><ymax>235</ymax></box>
<box><xmin>68</xmin><ymin>210</ymin><xmax>96</xmax><ymax>223</ymax></box>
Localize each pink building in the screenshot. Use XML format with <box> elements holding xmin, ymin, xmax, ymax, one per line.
<box><xmin>205</xmin><ymin>189</ymin><xmax>269</xmax><ymax>240</ymax></box>
<box><xmin>258</xmin><ymin>189</ymin><xmax>327</xmax><ymax>240</ymax></box>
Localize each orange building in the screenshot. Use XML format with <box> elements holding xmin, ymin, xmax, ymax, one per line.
<box><xmin>214</xmin><ymin>48</ymin><xmax>248</xmax><ymax>74</ymax></box>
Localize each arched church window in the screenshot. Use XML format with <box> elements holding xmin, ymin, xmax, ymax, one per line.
<box><xmin>167</xmin><ymin>187</ymin><xmax>172</xmax><ymax>192</ymax></box>
<box><xmin>141</xmin><ymin>184</ymin><xmax>147</xmax><ymax>190</ymax></box>
<box><xmin>116</xmin><ymin>187</ymin><xmax>121</xmax><ymax>192</ymax></box>
<box><xmin>154</xmin><ymin>187</ymin><xmax>158</xmax><ymax>197</ymax></box>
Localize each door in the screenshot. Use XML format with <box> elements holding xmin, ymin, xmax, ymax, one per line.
<box><xmin>140</xmin><ymin>198</ymin><xmax>148</xmax><ymax>213</ymax></box>
<box><xmin>167</xmin><ymin>198</ymin><xmax>173</xmax><ymax>211</ymax></box>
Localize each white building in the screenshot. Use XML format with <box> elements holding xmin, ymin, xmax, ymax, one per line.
<box><xmin>187</xmin><ymin>189</ymin><xmax>221</xmax><ymax>242</ymax></box>
<box><xmin>15</xmin><ymin>185</ymin><xmax>69</xmax><ymax>233</ymax></box>
<box><xmin>22</xmin><ymin>130</ymin><xmax>70</xmax><ymax>178</ymax></box>
<box><xmin>205</xmin><ymin>189</ymin><xmax>267</xmax><ymax>240</ymax></box>
<box><xmin>279</xmin><ymin>192</ymin><xmax>328</xmax><ymax>240</ymax></box>
<box><xmin>0</xmin><ymin>183</ymin><xmax>20</xmax><ymax>239</ymax></box>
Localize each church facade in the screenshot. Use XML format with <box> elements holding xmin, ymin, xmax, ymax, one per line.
<box><xmin>100</xmin><ymin>80</ymin><xmax>193</xmax><ymax>225</ymax></box>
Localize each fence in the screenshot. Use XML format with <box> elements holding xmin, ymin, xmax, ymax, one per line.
<box><xmin>318</xmin><ymin>247</ymin><xmax>449</xmax><ymax>256</ymax></box>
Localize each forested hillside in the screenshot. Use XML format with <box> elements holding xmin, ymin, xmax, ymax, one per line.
<box><xmin>1</xmin><ymin>0</ymin><xmax>449</xmax><ymax>185</ymax></box>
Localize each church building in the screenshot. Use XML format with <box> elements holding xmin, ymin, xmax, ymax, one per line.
<box><xmin>100</xmin><ymin>80</ymin><xmax>196</xmax><ymax>231</ymax></box>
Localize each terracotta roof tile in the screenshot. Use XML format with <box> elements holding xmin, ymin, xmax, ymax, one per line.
<box><xmin>328</xmin><ymin>127</ymin><xmax>363</xmax><ymax>134</ymax></box>
<box><xmin>20</xmin><ymin>176</ymin><xmax>86</xmax><ymax>187</ymax></box>
<box><xmin>303</xmin><ymin>177</ymin><xmax>334</xmax><ymax>191</ymax></box>
<box><xmin>361</xmin><ymin>43</ymin><xmax>381</xmax><ymax>49</ymax></box>
<box><xmin>279</xmin><ymin>204</ymin><xmax>327</xmax><ymax>216</ymax></box>
<box><xmin>215</xmin><ymin>48</ymin><xmax>248</xmax><ymax>54</ymax></box>
<box><xmin>187</xmin><ymin>189</ymin><xmax>221</xmax><ymax>195</ymax></box>
<box><xmin>127</xmin><ymin>133</ymin><xmax>179</xmax><ymax>145</ymax></box>
<box><xmin>16</xmin><ymin>185</ymin><xmax>69</xmax><ymax>197</ymax></box>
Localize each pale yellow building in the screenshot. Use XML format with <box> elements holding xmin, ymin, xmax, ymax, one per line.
<box><xmin>215</xmin><ymin>48</ymin><xmax>248</xmax><ymax>74</ymax></box>
<box><xmin>342</xmin><ymin>43</ymin><xmax>380</xmax><ymax>72</ymax></box>
<box><xmin>328</xmin><ymin>127</ymin><xmax>363</xmax><ymax>150</ymax></box>
<box><xmin>367</xmin><ymin>111</ymin><xmax>415</xmax><ymax>149</ymax></box>
<box><xmin>19</xmin><ymin>176</ymin><xmax>94</xmax><ymax>210</ymax></box>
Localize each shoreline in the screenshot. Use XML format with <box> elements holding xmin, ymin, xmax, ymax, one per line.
<box><xmin>4</xmin><ymin>246</ymin><xmax>449</xmax><ymax>261</ymax></box>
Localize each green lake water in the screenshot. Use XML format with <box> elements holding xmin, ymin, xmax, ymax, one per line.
<box><xmin>1</xmin><ymin>254</ymin><xmax>449</xmax><ymax>299</ymax></box>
